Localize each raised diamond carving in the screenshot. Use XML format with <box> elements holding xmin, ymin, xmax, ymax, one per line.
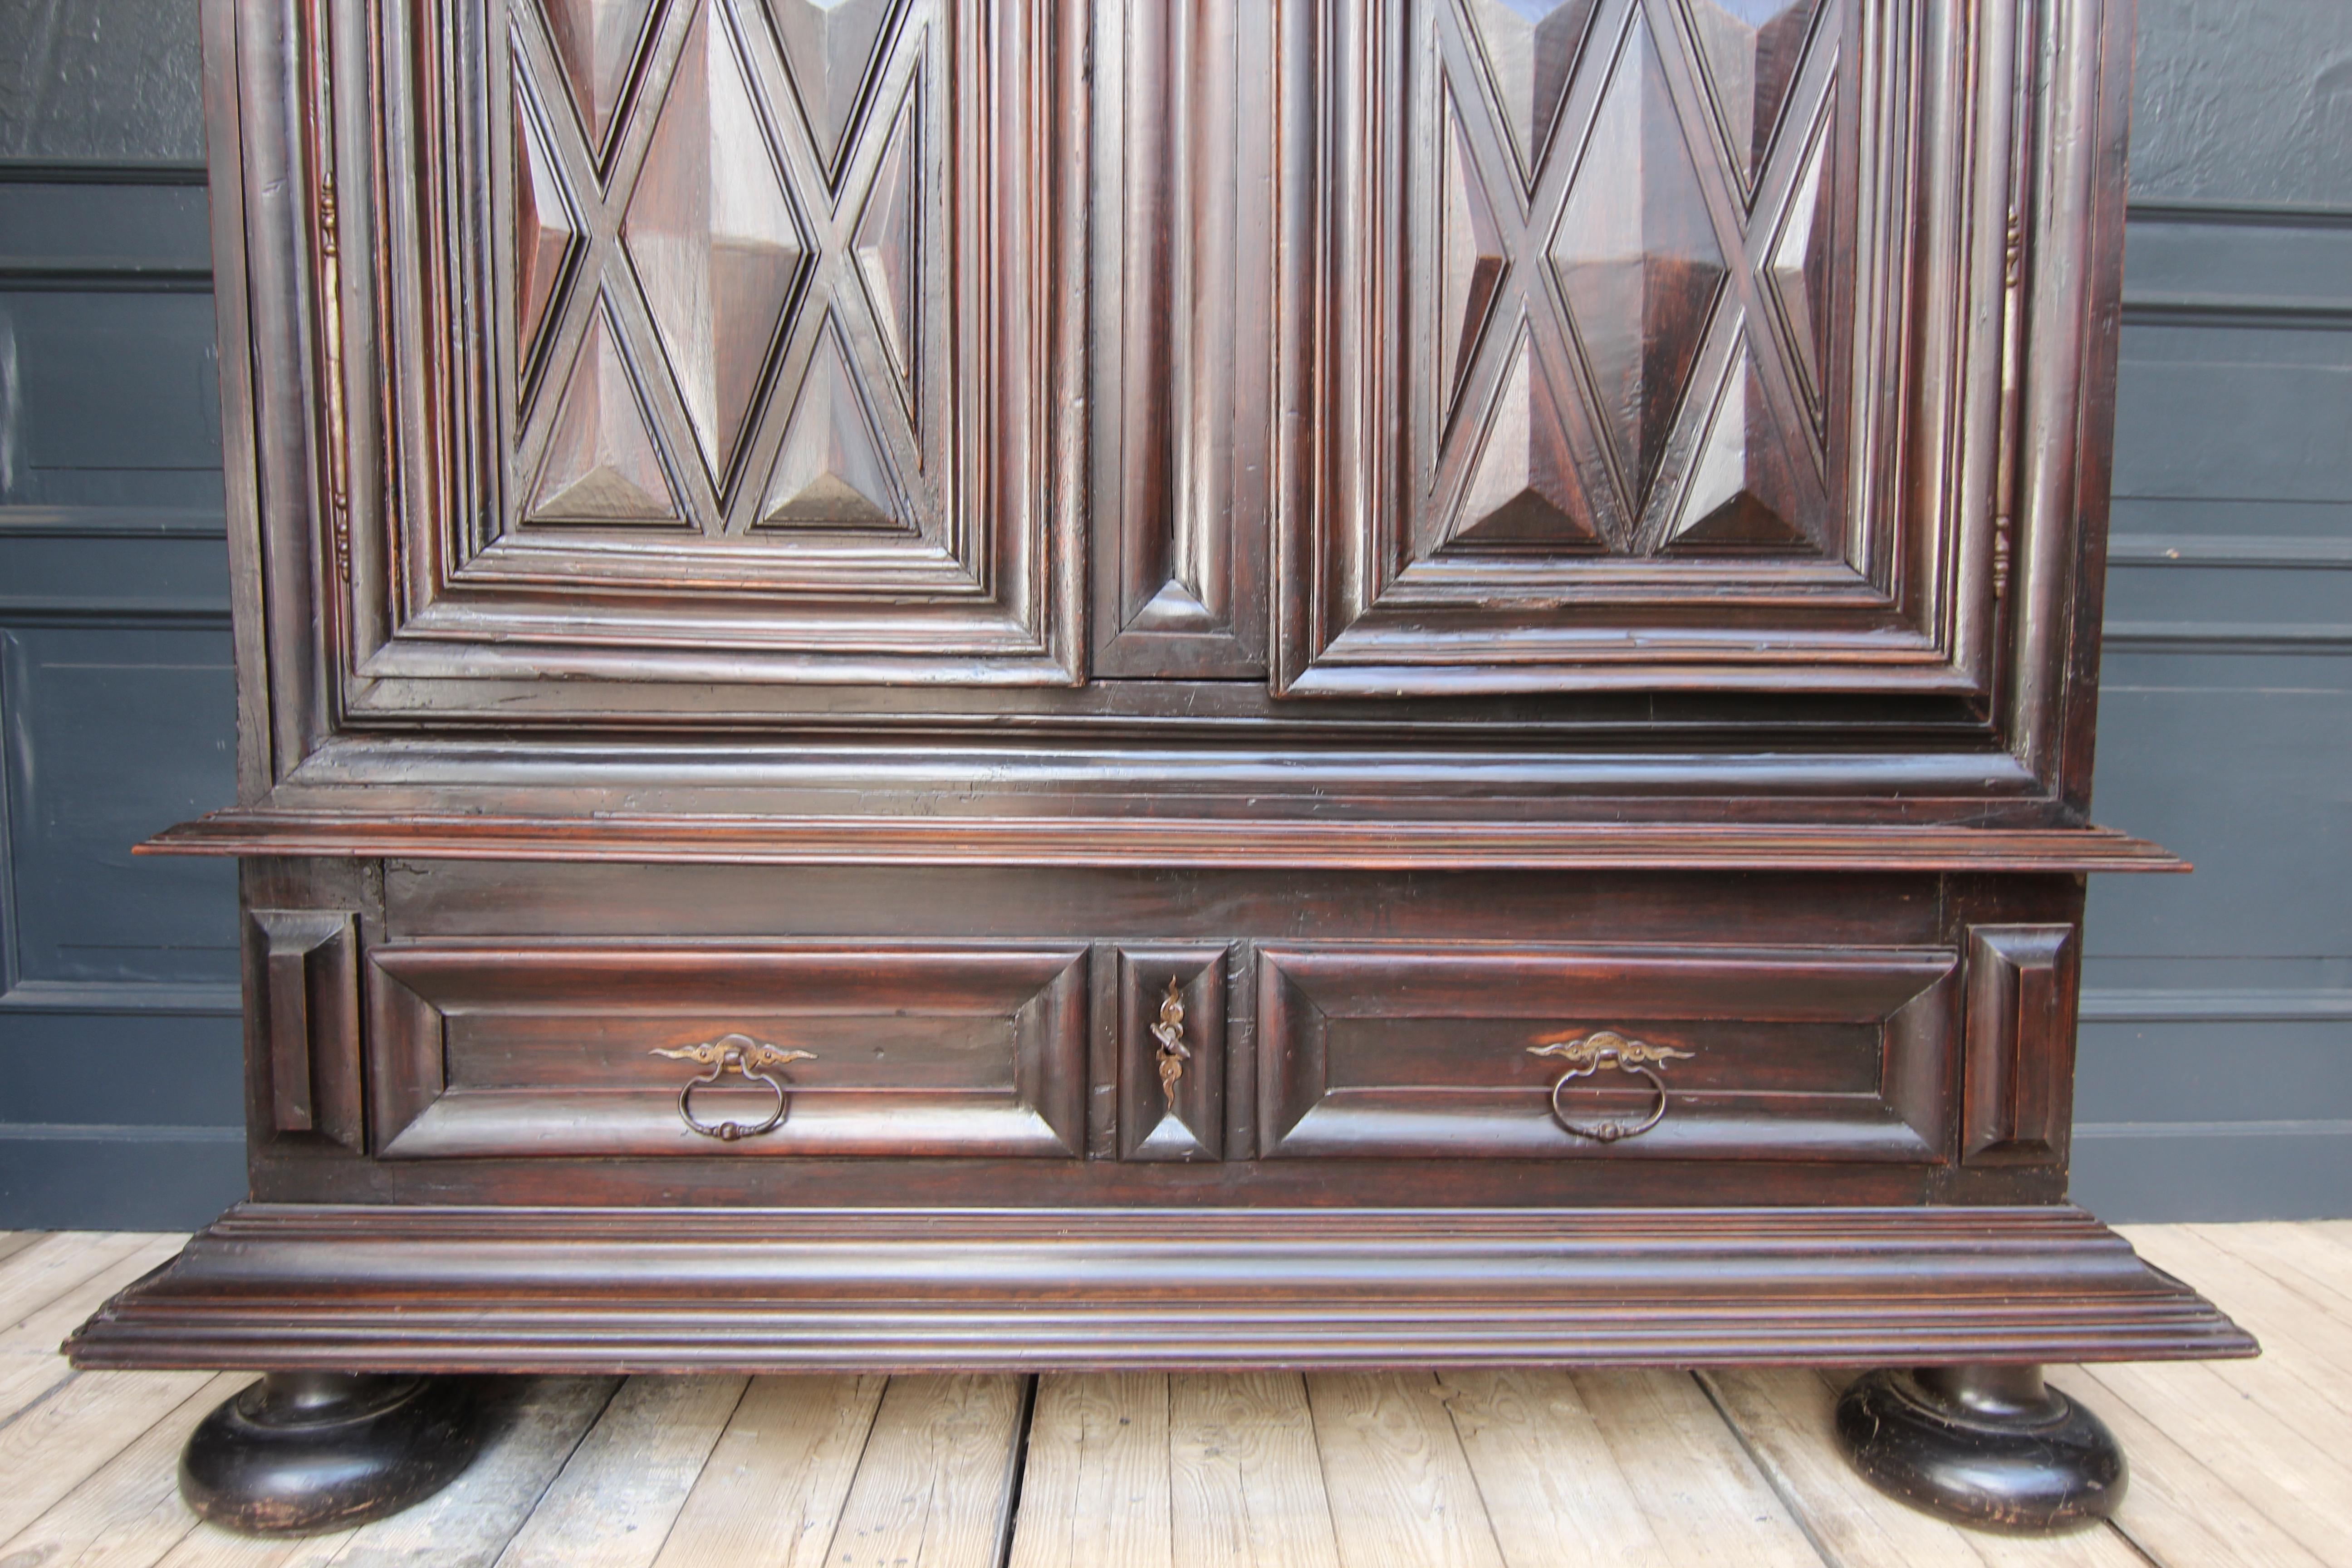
<box><xmin>1460</xmin><ymin>0</ymin><xmax>1601</xmax><ymax>187</ymax></box>
<box><xmin>769</xmin><ymin>0</ymin><xmax>899</xmax><ymax>182</ymax></box>
<box><xmin>623</xmin><ymin>1</ymin><xmax>808</xmax><ymax>483</ymax></box>
<box><xmin>1666</xmin><ymin>328</ymin><xmax>1805</xmax><ymax>550</ymax></box>
<box><xmin>1439</xmin><ymin>87</ymin><xmax>1509</xmax><ymax>418</ymax></box>
<box><xmin>528</xmin><ymin>306</ymin><xmax>683</xmax><ymax>523</ymax></box>
<box><xmin>853</xmin><ymin>75</ymin><xmax>919</xmax><ymax>402</ymax></box>
<box><xmin>1550</xmin><ymin>14</ymin><xmax>1727</xmax><ymax>514</ymax></box>
<box><xmin>1768</xmin><ymin>120</ymin><xmax>1832</xmax><ymax>417</ymax></box>
<box><xmin>760</xmin><ymin>319</ymin><xmax>903</xmax><ymax>529</ymax></box>
<box><xmin>514</xmin><ymin>88</ymin><xmax>579</xmax><ymax>368</ymax></box>
<box><xmin>1685</xmin><ymin>0</ymin><xmax>1819</xmax><ymax>185</ymax></box>
<box><xmin>1449</xmin><ymin>329</ymin><xmax>1601</xmax><ymax>547</ymax></box>
<box><xmin>538</xmin><ymin>0</ymin><xmax>657</xmax><ymax>154</ymax></box>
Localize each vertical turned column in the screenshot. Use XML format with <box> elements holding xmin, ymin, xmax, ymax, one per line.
<box><xmin>1835</xmin><ymin>1364</ymin><xmax>2127</xmax><ymax>1533</ymax></box>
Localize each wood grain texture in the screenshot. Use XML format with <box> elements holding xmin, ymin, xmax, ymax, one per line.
<box><xmin>162</xmin><ymin>0</ymin><xmax>2177</xmax><ymax>1462</ymax></box>
<box><xmin>1168</xmin><ymin>1373</ymin><xmax>1342</xmax><ymax>1568</ymax></box>
<box><xmin>142</xmin><ymin>813</ymin><xmax>2186</xmax><ymax>872</ymax></box>
<box><xmin>1566</xmin><ymin>1370</ymin><xmax>1824</xmax><ymax>1568</ymax></box>
<box><xmin>490</xmin><ymin>1375</ymin><xmax>746</xmax><ymax>1568</ymax></box>
<box><xmin>0</xmin><ymin>1370</ymin><xmax>246</xmax><ymax>1568</ymax></box>
<box><xmin>0</xmin><ymin>1366</ymin><xmax>225</xmax><ymax>1544</ymax></box>
<box><xmin>648</xmin><ymin>1375</ymin><xmax>887</xmax><ymax>1568</ymax></box>
<box><xmin>22</xmin><ymin>1226</ymin><xmax>2352</xmax><ymax>1567</ymax></box>
<box><xmin>1306</xmin><ymin>1372</ymin><xmax>1506</xmax><ymax>1568</ymax></box>
<box><xmin>67</xmin><ymin>1204</ymin><xmax>2252</xmax><ymax>1372</ymax></box>
<box><xmin>2127</xmin><ymin>1226</ymin><xmax>2352</xmax><ymax>1394</ymax></box>
<box><xmin>2042</xmin><ymin>1363</ymin><xmax>2329</xmax><ymax>1568</ymax></box>
<box><xmin>1439</xmin><ymin>1369</ymin><xmax>1681</xmax><ymax>1568</ymax></box>
<box><xmin>291</xmin><ymin>1377</ymin><xmax>621</xmax><ymax>1568</ymax></box>
<box><xmin>822</xmin><ymin>1374</ymin><xmax>1027</xmax><ymax>1568</ymax></box>
<box><xmin>1006</xmin><ymin>1373</ymin><xmax>1172</xmax><ymax>1568</ymax></box>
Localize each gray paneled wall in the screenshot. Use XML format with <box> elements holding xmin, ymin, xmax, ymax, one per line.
<box><xmin>2072</xmin><ymin>0</ymin><xmax>2352</xmax><ymax>1220</ymax></box>
<box><xmin>0</xmin><ymin>0</ymin><xmax>245</xmax><ymax>1227</ymax></box>
<box><xmin>0</xmin><ymin>0</ymin><xmax>2344</xmax><ymax>1225</ymax></box>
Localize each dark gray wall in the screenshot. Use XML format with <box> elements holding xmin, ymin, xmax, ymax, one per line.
<box><xmin>0</xmin><ymin>0</ymin><xmax>2343</xmax><ymax>1226</ymax></box>
<box><xmin>2072</xmin><ymin>0</ymin><xmax>2352</xmax><ymax>1221</ymax></box>
<box><xmin>0</xmin><ymin>0</ymin><xmax>246</xmax><ymax>1227</ymax></box>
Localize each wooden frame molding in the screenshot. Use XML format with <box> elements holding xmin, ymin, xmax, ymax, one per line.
<box><xmin>250</xmin><ymin>909</ymin><xmax>364</xmax><ymax>1151</ymax></box>
<box><xmin>67</xmin><ymin>1204</ymin><xmax>2256</xmax><ymax>1372</ymax></box>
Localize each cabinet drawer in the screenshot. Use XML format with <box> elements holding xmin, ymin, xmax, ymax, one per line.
<box><xmin>1257</xmin><ymin>943</ymin><xmax>1957</xmax><ymax>1161</ymax></box>
<box><xmin>366</xmin><ymin>943</ymin><xmax>1088</xmax><ymax>1159</ymax></box>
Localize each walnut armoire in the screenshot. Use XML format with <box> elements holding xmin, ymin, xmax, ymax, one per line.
<box><xmin>69</xmin><ymin>0</ymin><xmax>2253</xmax><ymax>1536</ymax></box>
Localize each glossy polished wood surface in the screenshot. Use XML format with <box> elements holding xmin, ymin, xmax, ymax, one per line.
<box><xmin>76</xmin><ymin>0</ymin><xmax>2240</xmax><ymax>1393</ymax></box>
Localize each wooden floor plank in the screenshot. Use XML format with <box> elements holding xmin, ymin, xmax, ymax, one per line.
<box><xmin>0</xmin><ymin>1366</ymin><xmax>223</xmax><ymax>1543</ymax></box>
<box><xmin>150</xmin><ymin>1525</ymin><xmax>361</xmax><ymax>1568</ymax></box>
<box><xmin>1007</xmin><ymin>1373</ymin><xmax>1173</xmax><ymax>1568</ymax></box>
<box><xmin>1168</xmin><ymin>1372</ymin><xmax>1342</xmax><ymax>1568</ymax></box>
<box><xmin>0</xmin><ymin>1231</ymin><xmax>168</xmax><ymax>1340</ymax></box>
<box><xmin>1438</xmin><ymin>1369</ymin><xmax>1680</xmax><ymax>1568</ymax></box>
<box><xmin>649</xmin><ymin>1374</ymin><xmax>887</xmax><ymax>1568</ymax></box>
<box><xmin>1</xmin><ymin>1232</ymin><xmax>188</xmax><ymax>1356</ymax></box>
<box><xmin>309</xmin><ymin>1376</ymin><xmax>622</xmax><ymax>1568</ymax></box>
<box><xmin>822</xmin><ymin>1373</ymin><xmax>1029</xmax><ymax>1568</ymax></box>
<box><xmin>0</xmin><ymin>1231</ymin><xmax>43</xmax><ymax>1269</ymax></box>
<box><xmin>1307</xmin><ymin>1372</ymin><xmax>1508</xmax><ymax>1568</ymax></box>
<box><xmin>0</xmin><ymin>1370</ymin><xmax>247</xmax><ymax>1568</ymax></box>
<box><xmin>1701</xmin><ymin>1367</ymin><xmax>2149</xmax><ymax>1568</ymax></box>
<box><xmin>2127</xmin><ymin>1225</ymin><xmax>2352</xmax><ymax>1396</ymax></box>
<box><xmin>2076</xmin><ymin>1359</ymin><xmax>2352</xmax><ymax>1566</ymax></box>
<box><xmin>491</xmin><ymin>1375</ymin><xmax>747</xmax><ymax>1568</ymax></box>
<box><xmin>1563</xmin><ymin>1370</ymin><xmax>1826</xmax><ymax>1568</ymax></box>
<box><xmin>2195</xmin><ymin>1222</ymin><xmax>2352</xmax><ymax>1318</ymax></box>
<box><xmin>2044</xmin><ymin>1364</ymin><xmax>2327</xmax><ymax>1568</ymax></box>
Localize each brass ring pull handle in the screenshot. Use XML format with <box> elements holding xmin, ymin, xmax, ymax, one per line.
<box><xmin>1528</xmin><ymin>1031</ymin><xmax>1695</xmax><ymax>1144</ymax></box>
<box><xmin>650</xmin><ymin>1034</ymin><xmax>816</xmax><ymax>1142</ymax></box>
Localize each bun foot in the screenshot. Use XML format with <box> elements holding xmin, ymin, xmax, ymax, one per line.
<box><xmin>179</xmin><ymin>1372</ymin><xmax>484</xmax><ymax>1535</ymax></box>
<box><xmin>1835</xmin><ymin>1365</ymin><xmax>2127</xmax><ymax>1533</ymax></box>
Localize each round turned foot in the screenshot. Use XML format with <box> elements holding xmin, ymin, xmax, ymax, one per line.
<box><xmin>1835</xmin><ymin>1365</ymin><xmax>2127</xmax><ymax>1533</ymax></box>
<box><xmin>179</xmin><ymin>1372</ymin><xmax>484</xmax><ymax>1535</ymax></box>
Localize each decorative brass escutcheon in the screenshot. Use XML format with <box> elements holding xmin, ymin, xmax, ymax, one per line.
<box><xmin>649</xmin><ymin>1034</ymin><xmax>816</xmax><ymax>1142</ymax></box>
<box><xmin>1151</xmin><ymin>978</ymin><xmax>1191</xmax><ymax>1103</ymax></box>
<box><xmin>1527</xmin><ymin>1030</ymin><xmax>1695</xmax><ymax>1144</ymax></box>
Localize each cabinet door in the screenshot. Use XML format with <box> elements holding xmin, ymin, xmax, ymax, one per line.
<box><xmin>1276</xmin><ymin>0</ymin><xmax>2025</xmax><ymax>698</ymax></box>
<box><xmin>327</xmin><ymin>0</ymin><xmax>1078</xmax><ymax>717</ymax></box>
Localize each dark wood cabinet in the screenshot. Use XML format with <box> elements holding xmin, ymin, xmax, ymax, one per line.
<box><xmin>74</xmin><ymin>0</ymin><xmax>2253</xmax><ymax>1534</ymax></box>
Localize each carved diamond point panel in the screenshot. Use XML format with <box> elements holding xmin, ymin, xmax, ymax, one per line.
<box><xmin>1549</xmin><ymin>14</ymin><xmax>1728</xmax><ymax>517</ymax></box>
<box><xmin>1667</xmin><ymin>326</ymin><xmax>1807</xmax><ymax>551</ymax></box>
<box><xmin>622</xmin><ymin>0</ymin><xmax>809</xmax><ymax>489</ymax></box>
<box><xmin>513</xmin><ymin>86</ymin><xmax>580</xmax><ymax>370</ymax></box>
<box><xmin>1449</xmin><ymin>328</ymin><xmax>1601</xmax><ymax>548</ymax></box>
<box><xmin>1684</xmin><ymin>0</ymin><xmax>1821</xmax><ymax>185</ymax></box>
<box><xmin>760</xmin><ymin>316</ymin><xmax>906</xmax><ymax>531</ymax></box>
<box><xmin>1769</xmin><ymin>118</ymin><xmax>1833</xmax><ymax>423</ymax></box>
<box><xmin>538</xmin><ymin>0</ymin><xmax>657</xmax><ymax>153</ymax></box>
<box><xmin>1439</xmin><ymin>87</ymin><xmax>1509</xmax><ymax>418</ymax></box>
<box><xmin>1460</xmin><ymin>0</ymin><xmax>1601</xmax><ymax>186</ymax></box>
<box><xmin>769</xmin><ymin>0</ymin><xmax>901</xmax><ymax>182</ymax></box>
<box><xmin>528</xmin><ymin>304</ymin><xmax>684</xmax><ymax>524</ymax></box>
<box><xmin>853</xmin><ymin>72</ymin><xmax>921</xmax><ymax>411</ymax></box>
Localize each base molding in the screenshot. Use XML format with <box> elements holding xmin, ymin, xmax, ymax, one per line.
<box><xmin>68</xmin><ymin>1204</ymin><xmax>2254</xmax><ymax>1372</ymax></box>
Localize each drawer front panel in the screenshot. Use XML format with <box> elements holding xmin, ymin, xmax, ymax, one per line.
<box><xmin>1258</xmin><ymin>944</ymin><xmax>1957</xmax><ymax>1161</ymax></box>
<box><xmin>368</xmin><ymin>944</ymin><xmax>1088</xmax><ymax>1159</ymax></box>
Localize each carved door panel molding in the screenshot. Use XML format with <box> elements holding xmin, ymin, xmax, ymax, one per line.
<box><xmin>330</xmin><ymin>0</ymin><xmax>1080</xmax><ymax>716</ymax></box>
<box><xmin>1275</xmin><ymin>0</ymin><xmax>2028</xmax><ymax>700</ymax></box>
<box><xmin>1090</xmin><ymin>0</ymin><xmax>1275</xmax><ymax>677</ymax></box>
